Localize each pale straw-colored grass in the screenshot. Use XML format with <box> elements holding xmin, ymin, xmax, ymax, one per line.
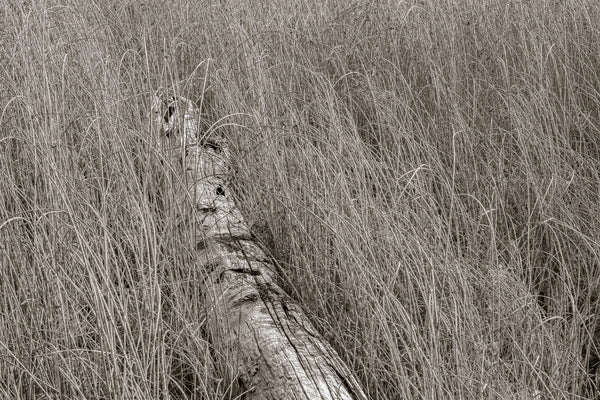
<box><xmin>1</xmin><ymin>0</ymin><xmax>599</xmax><ymax>398</ymax></box>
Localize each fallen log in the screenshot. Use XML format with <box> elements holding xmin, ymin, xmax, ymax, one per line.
<box><xmin>151</xmin><ymin>93</ymin><xmax>368</xmax><ymax>399</ymax></box>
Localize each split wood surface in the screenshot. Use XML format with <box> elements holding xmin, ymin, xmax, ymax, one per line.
<box><xmin>151</xmin><ymin>94</ymin><xmax>368</xmax><ymax>400</ymax></box>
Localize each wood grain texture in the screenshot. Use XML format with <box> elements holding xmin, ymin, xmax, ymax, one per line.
<box><xmin>152</xmin><ymin>93</ymin><xmax>368</xmax><ymax>399</ymax></box>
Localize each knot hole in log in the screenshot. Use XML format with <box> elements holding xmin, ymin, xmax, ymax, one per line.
<box><xmin>164</xmin><ymin>103</ymin><xmax>175</xmax><ymax>123</ymax></box>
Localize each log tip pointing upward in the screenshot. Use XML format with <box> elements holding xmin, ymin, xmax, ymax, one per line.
<box><xmin>151</xmin><ymin>91</ymin><xmax>201</xmax><ymax>147</ymax></box>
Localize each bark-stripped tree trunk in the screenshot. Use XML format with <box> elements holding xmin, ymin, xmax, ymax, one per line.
<box><xmin>151</xmin><ymin>93</ymin><xmax>368</xmax><ymax>399</ymax></box>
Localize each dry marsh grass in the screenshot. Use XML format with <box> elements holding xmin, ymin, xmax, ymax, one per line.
<box><xmin>1</xmin><ymin>0</ymin><xmax>600</xmax><ymax>398</ymax></box>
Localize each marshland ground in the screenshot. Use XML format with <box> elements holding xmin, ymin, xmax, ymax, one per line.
<box><xmin>1</xmin><ymin>0</ymin><xmax>600</xmax><ymax>398</ymax></box>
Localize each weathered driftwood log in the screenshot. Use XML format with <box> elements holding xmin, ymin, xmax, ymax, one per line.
<box><xmin>151</xmin><ymin>93</ymin><xmax>368</xmax><ymax>399</ymax></box>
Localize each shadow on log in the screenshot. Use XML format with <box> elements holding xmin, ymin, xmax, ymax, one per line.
<box><xmin>151</xmin><ymin>92</ymin><xmax>368</xmax><ymax>399</ymax></box>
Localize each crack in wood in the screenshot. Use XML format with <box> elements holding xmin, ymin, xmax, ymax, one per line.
<box><xmin>213</xmin><ymin>234</ymin><xmax>254</xmax><ymax>245</ymax></box>
<box><xmin>231</xmin><ymin>292</ymin><xmax>260</xmax><ymax>307</ymax></box>
<box><xmin>197</xmin><ymin>206</ymin><xmax>217</xmax><ymax>213</ymax></box>
<box><xmin>229</xmin><ymin>268</ymin><xmax>262</xmax><ymax>277</ymax></box>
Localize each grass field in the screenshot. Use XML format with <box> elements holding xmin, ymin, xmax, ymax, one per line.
<box><xmin>2</xmin><ymin>0</ymin><xmax>600</xmax><ymax>398</ymax></box>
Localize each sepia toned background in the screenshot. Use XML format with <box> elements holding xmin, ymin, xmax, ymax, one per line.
<box><xmin>1</xmin><ymin>0</ymin><xmax>599</xmax><ymax>398</ymax></box>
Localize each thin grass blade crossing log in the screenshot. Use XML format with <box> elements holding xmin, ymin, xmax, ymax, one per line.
<box><xmin>151</xmin><ymin>93</ymin><xmax>368</xmax><ymax>399</ymax></box>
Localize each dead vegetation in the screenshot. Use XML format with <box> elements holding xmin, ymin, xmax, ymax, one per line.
<box><xmin>1</xmin><ymin>0</ymin><xmax>600</xmax><ymax>398</ymax></box>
